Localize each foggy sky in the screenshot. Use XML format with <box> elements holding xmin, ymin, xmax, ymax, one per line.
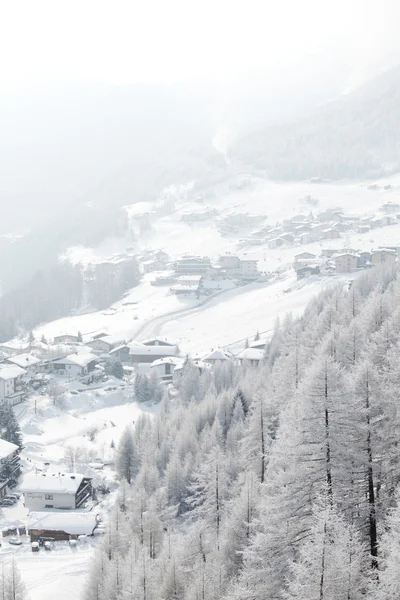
<box><xmin>1</xmin><ymin>0</ymin><xmax>399</xmax><ymax>86</ymax></box>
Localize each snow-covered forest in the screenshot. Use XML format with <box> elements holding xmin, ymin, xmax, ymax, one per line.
<box><xmin>84</xmin><ymin>263</ymin><xmax>400</xmax><ymax>600</ymax></box>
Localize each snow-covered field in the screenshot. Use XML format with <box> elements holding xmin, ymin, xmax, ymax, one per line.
<box><xmin>14</xmin><ymin>542</ymin><xmax>96</xmax><ymax>600</ymax></box>
<box><xmin>32</xmin><ymin>277</ymin><xmax>200</xmax><ymax>343</ymax></box>
<box><xmin>159</xmin><ymin>271</ymin><xmax>356</xmax><ymax>354</ymax></box>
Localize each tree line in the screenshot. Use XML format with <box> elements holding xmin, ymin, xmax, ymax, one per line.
<box><xmin>0</xmin><ymin>258</ymin><xmax>140</xmax><ymax>342</ymax></box>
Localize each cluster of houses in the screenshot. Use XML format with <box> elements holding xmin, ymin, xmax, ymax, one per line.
<box><xmin>293</xmin><ymin>246</ymin><xmax>398</xmax><ymax>279</ymax></box>
<box><xmin>0</xmin><ymin>331</ymin><xmax>268</xmax><ymax>403</ymax></box>
<box><xmin>147</xmin><ymin>252</ymin><xmax>261</xmax><ymax>296</ymax></box>
<box><xmin>239</xmin><ymin>201</ymin><xmax>400</xmax><ymax>251</ymax></box>
<box><xmin>10</xmin><ymin>471</ymin><xmax>99</xmax><ymax>544</ymax></box>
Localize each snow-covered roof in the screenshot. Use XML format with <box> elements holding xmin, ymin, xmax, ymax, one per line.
<box><xmin>176</xmin><ymin>275</ymin><xmax>203</xmax><ymax>282</ymax></box>
<box><xmin>129</xmin><ymin>344</ymin><xmax>177</xmax><ymax>357</ymax></box>
<box><xmin>0</xmin><ymin>439</ymin><xmax>18</xmax><ymax>460</ymax></box>
<box><xmin>141</xmin><ymin>337</ymin><xmax>176</xmax><ymax>346</ymax></box>
<box><xmin>53</xmin><ymin>334</ymin><xmax>79</xmax><ymax>341</ymax></box>
<box><xmin>249</xmin><ymin>340</ymin><xmax>266</xmax><ymax>350</ymax></box>
<box><xmin>88</xmin><ymin>335</ymin><xmax>124</xmax><ymax>347</ymax></box>
<box><xmin>109</xmin><ymin>344</ymin><xmax>128</xmax><ymax>355</ymax></box>
<box><xmin>294</xmin><ymin>252</ymin><xmax>316</xmax><ymax>259</ymax></box>
<box><xmin>28</xmin><ymin>512</ymin><xmax>97</xmax><ymax>536</ymax></box>
<box><xmin>237</xmin><ymin>348</ymin><xmax>264</xmax><ymax>361</ymax></box>
<box><xmin>150</xmin><ymin>357</ymin><xmax>183</xmax><ymax>368</ymax></box>
<box><xmin>0</xmin><ymin>340</ymin><xmax>29</xmax><ymax>351</ymax></box>
<box><xmin>335</xmin><ymin>253</ymin><xmax>359</xmax><ymax>259</ymax></box>
<box><xmin>203</xmin><ymin>348</ymin><xmax>231</xmax><ymax>361</ymax></box>
<box><xmin>0</xmin><ymin>365</ymin><xmax>26</xmax><ymax>380</ymax></box>
<box><xmin>7</xmin><ymin>354</ymin><xmax>41</xmax><ymax>368</ymax></box>
<box><xmin>372</xmin><ymin>248</ymin><xmax>397</xmax><ymax>255</ymax></box>
<box><xmin>51</xmin><ymin>353</ymin><xmax>97</xmax><ymax>368</ymax></box>
<box><xmin>173</xmin><ymin>359</ymin><xmax>208</xmax><ymax>373</ymax></box>
<box><xmin>20</xmin><ymin>472</ymin><xmax>87</xmax><ymax>495</ymax></box>
<box><xmin>170</xmin><ymin>284</ymin><xmax>199</xmax><ymax>292</ymax></box>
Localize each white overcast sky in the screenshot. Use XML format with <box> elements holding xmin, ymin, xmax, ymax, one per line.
<box><xmin>0</xmin><ymin>0</ymin><xmax>399</xmax><ymax>85</ymax></box>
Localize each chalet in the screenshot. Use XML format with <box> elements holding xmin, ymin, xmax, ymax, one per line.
<box><xmin>28</xmin><ymin>512</ymin><xmax>98</xmax><ymax>542</ymax></box>
<box><xmin>239</xmin><ymin>259</ymin><xmax>259</xmax><ymax>278</ymax></box>
<box><xmin>369</xmin><ymin>218</ymin><xmax>383</xmax><ymax>228</ymax></box>
<box><xmin>172</xmin><ymin>360</ymin><xmax>208</xmax><ymax>384</ymax></box>
<box><xmin>318</xmin><ymin>209</ymin><xmax>343</xmax><ymax>222</ymax></box>
<box><xmin>293</xmin><ymin>253</ymin><xmax>317</xmax><ymax>271</ymax></box>
<box><xmin>310</xmin><ymin>223</ymin><xmax>327</xmax><ymax>234</ymax></box>
<box><xmin>109</xmin><ymin>345</ymin><xmax>132</xmax><ymax>363</ymax></box>
<box><xmin>0</xmin><ymin>439</ymin><xmax>20</xmax><ymax>497</ymax></box>
<box><xmin>218</xmin><ymin>255</ymin><xmax>240</xmax><ymax>271</ymax></box>
<box><xmin>378</xmin><ymin>245</ymin><xmax>400</xmax><ymax>256</ymax></box>
<box><xmin>371</xmin><ymin>249</ymin><xmax>397</xmax><ymax>266</ymax></box>
<box><xmin>150</xmin><ymin>273</ymin><xmax>177</xmax><ymax>286</ymax></box>
<box><xmin>150</xmin><ymin>357</ymin><xmax>183</xmax><ymax>381</ymax></box>
<box><xmin>20</xmin><ymin>472</ymin><xmax>92</xmax><ymax>511</ymax></box>
<box><xmin>296</xmin><ymin>265</ymin><xmax>320</xmax><ymax>280</ymax></box>
<box><xmin>279</xmin><ymin>233</ymin><xmax>295</xmax><ymax>244</ymax></box>
<box><xmin>237</xmin><ymin>347</ymin><xmax>264</xmax><ymax>366</ymax></box>
<box><xmin>268</xmin><ymin>238</ymin><xmax>284</xmax><ymax>249</ymax></box>
<box><xmin>142</xmin><ymin>259</ymin><xmax>164</xmax><ymax>274</ymax></box>
<box><xmin>6</xmin><ymin>354</ymin><xmax>41</xmax><ymax>378</ymax></box>
<box><xmin>153</xmin><ymin>250</ymin><xmax>169</xmax><ymax>263</ymax></box>
<box><xmin>87</xmin><ymin>336</ymin><xmax>125</xmax><ymax>355</ymax></box>
<box><xmin>381</xmin><ymin>202</ymin><xmax>400</xmax><ymax>213</ymax></box>
<box><xmin>357</xmin><ymin>252</ymin><xmax>372</xmax><ymax>268</ymax></box>
<box><xmin>293</xmin><ymin>224</ymin><xmax>313</xmax><ymax>235</ymax></box>
<box><xmin>300</xmin><ymin>232</ymin><xmax>319</xmax><ymax>244</ymax></box>
<box><xmin>335</xmin><ymin>253</ymin><xmax>359</xmax><ymax>273</ymax></box>
<box><xmin>321</xmin><ymin>249</ymin><xmax>340</xmax><ymax>258</ymax></box>
<box><xmin>0</xmin><ymin>366</ymin><xmax>27</xmax><ymax>404</ymax></box>
<box><xmin>294</xmin><ymin>252</ymin><xmax>316</xmax><ymax>261</ymax></box>
<box><xmin>129</xmin><ymin>339</ymin><xmax>178</xmax><ymax>364</ymax></box>
<box><xmin>53</xmin><ymin>334</ymin><xmax>80</xmax><ymax>345</ymax></box>
<box><xmin>220</xmin><ymin>212</ymin><xmax>261</xmax><ymax>228</ymax></box>
<box><xmin>380</xmin><ymin>215</ymin><xmax>396</xmax><ymax>226</ymax></box>
<box><xmin>174</xmin><ymin>256</ymin><xmax>211</xmax><ymax>275</ymax></box>
<box><xmin>170</xmin><ymin>275</ymin><xmax>203</xmax><ymax>296</ymax></box>
<box><xmin>322</xmin><ymin>228</ymin><xmax>340</xmax><ymax>240</ymax></box>
<box><xmin>203</xmin><ymin>348</ymin><xmax>233</xmax><ymax>364</ymax></box>
<box><xmin>0</xmin><ymin>342</ymin><xmax>30</xmax><ymax>357</ymax></box>
<box><xmin>51</xmin><ymin>353</ymin><xmax>98</xmax><ymax>378</ymax></box>
<box><xmin>357</xmin><ymin>224</ymin><xmax>371</xmax><ymax>234</ymax></box>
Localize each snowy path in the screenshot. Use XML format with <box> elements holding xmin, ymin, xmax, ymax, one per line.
<box><xmin>132</xmin><ymin>282</ymin><xmax>265</xmax><ymax>342</ymax></box>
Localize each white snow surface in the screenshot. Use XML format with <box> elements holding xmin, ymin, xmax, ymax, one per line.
<box><xmin>20</xmin><ymin>472</ymin><xmax>85</xmax><ymax>495</ymax></box>
<box><xmin>0</xmin><ymin>365</ymin><xmax>26</xmax><ymax>380</ymax></box>
<box><xmin>0</xmin><ymin>438</ymin><xmax>18</xmax><ymax>460</ymax></box>
<box><xmin>27</xmin><ymin>511</ymin><xmax>98</xmax><ymax>535</ymax></box>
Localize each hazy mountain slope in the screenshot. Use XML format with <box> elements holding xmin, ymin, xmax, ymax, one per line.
<box><xmin>0</xmin><ymin>64</ymin><xmax>355</xmax><ymax>292</ymax></box>
<box><xmin>233</xmin><ymin>66</ymin><xmax>400</xmax><ymax>180</ymax></box>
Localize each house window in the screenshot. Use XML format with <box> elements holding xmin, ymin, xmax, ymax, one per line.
<box><xmin>165</xmin><ymin>363</ymin><xmax>171</xmax><ymax>375</ymax></box>
<box><xmin>45</xmin><ymin>494</ymin><xmax>53</xmax><ymax>500</ymax></box>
